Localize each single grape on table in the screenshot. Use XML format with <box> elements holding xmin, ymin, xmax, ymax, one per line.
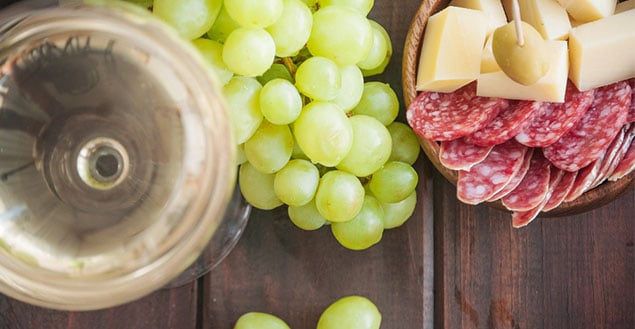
<box><xmin>126</xmin><ymin>0</ymin><xmax>421</xmax><ymax>251</ymax></box>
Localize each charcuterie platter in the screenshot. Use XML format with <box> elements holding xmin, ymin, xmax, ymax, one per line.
<box><xmin>402</xmin><ymin>0</ymin><xmax>635</xmax><ymax>226</ymax></box>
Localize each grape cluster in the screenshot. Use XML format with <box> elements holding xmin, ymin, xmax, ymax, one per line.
<box><xmin>141</xmin><ymin>0</ymin><xmax>421</xmax><ymax>250</ymax></box>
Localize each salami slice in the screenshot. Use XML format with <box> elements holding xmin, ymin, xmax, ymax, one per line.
<box><xmin>564</xmin><ymin>153</ymin><xmax>604</xmax><ymax>202</ymax></box>
<box><xmin>543</xmin><ymin>170</ymin><xmax>577</xmax><ymax>212</ymax></box>
<box><xmin>515</xmin><ymin>81</ymin><xmax>595</xmax><ymax>147</ymax></box>
<box><xmin>588</xmin><ymin>124</ymin><xmax>630</xmax><ymax>189</ymax></box>
<box><xmin>543</xmin><ymin>81</ymin><xmax>631</xmax><ymax>172</ymax></box>
<box><xmin>439</xmin><ymin>138</ymin><xmax>493</xmax><ymax>170</ymax></box>
<box><xmin>456</xmin><ymin>140</ymin><xmax>527</xmax><ymax>205</ymax></box>
<box><xmin>488</xmin><ymin>148</ymin><xmax>534</xmax><ymax>201</ymax></box>
<box><xmin>627</xmin><ymin>78</ymin><xmax>635</xmax><ymax>123</ymax></box>
<box><xmin>512</xmin><ymin>166</ymin><xmax>564</xmax><ymax>228</ymax></box>
<box><xmin>609</xmin><ymin>125</ymin><xmax>635</xmax><ymax>181</ymax></box>
<box><xmin>465</xmin><ymin>100</ymin><xmax>545</xmax><ymax>146</ymax></box>
<box><xmin>501</xmin><ymin>151</ymin><xmax>551</xmax><ymax>211</ymax></box>
<box><xmin>407</xmin><ymin>82</ymin><xmax>509</xmax><ymax>141</ymax></box>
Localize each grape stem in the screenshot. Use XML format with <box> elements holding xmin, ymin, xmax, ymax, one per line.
<box><xmin>282</xmin><ymin>57</ymin><xmax>297</xmax><ymax>77</ymax></box>
<box><xmin>511</xmin><ymin>0</ymin><xmax>524</xmax><ymax>47</ymax></box>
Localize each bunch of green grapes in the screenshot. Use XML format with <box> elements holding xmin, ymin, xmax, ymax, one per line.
<box><xmin>133</xmin><ymin>0</ymin><xmax>421</xmax><ymax>251</ymax></box>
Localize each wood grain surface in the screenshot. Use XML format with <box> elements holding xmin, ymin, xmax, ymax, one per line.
<box><xmin>0</xmin><ymin>1</ymin><xmax>633</xmax><ymax>329</ymax></box>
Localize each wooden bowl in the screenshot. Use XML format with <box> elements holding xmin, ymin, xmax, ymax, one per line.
<box><xmin>401</xmin><ymin>0</ymin><xmax>635</xmax><ymax>216</ymax></box>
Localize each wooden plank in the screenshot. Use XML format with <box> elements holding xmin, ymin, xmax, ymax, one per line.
<box><xmin>434</xmin><ymin>172</ymin><xmax>635</xmax><ymax>329</ymax></box>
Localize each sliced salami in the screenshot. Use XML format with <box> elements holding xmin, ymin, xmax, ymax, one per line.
<box><xmin>543</xmin><ymin>81</ymin><xmax>631</xmax><ymax>172</ymax></box>
<box><xmin>465</xmin><ymin>100</ymin><xmax>545</xmax><ymax>146</ymax></box>
<box><xmin>406</xmin><ymin>82</ymin><xmax>509</xmax><ymax>141</ymax></box>
<box><xmin>456</xmin><ymin>140</ymin><xmax>527</xmax><ymax>205</ymax></box>
<box><xmin>588</xmin><ymin>124</ymin><xmax>630</xmax><ymax>189</ymax></box>
<box><xmin>439</xmin><ymin>138</ymin><xmax>493</xmax><ymax>170</ymax></box>
<box><xmin>512</xmin><ymin>166</ymin><xmax>564</xmax><ymax>228</ymax></box>
<box><xmin>515</xmin><ymin>81</ymin><xmax>595</xmax><ymax>147</ymax></box>
<box><xmin>608</xmin><ymin>125</ymin><xmax>635</xmax><ymax>181</ymax></box>
<box><xmin>564</xmin><ymin>153</ymin><xmax>605</xmax><ymax>202</ymax></box>
<box><xmin>627</xmin><ymin>78</ymin><xmax>635</xmax><ymax>123</ymax></box>
<box><xmin>501</xmin><ymin>151</ymin><xmax>551</xmax><ymax>211</ymax></box>
<box><xmin>488</xmin><ymin>148</ymin><xmax>534</xmax><ymax>201</ymax></box>
<box><xmin>543</xmin><ymin>170</ymin><xmax>578</xmax><ymax>212</ymax></box>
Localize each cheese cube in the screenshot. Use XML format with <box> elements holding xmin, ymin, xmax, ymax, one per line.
<box><xmin>449</xmin><ymin>0</ymin><xmax>507</xmax><ymax>35</ymax></box>
<box><xmin>615</xmin><ymin>0</ymin><xmax>635</xmax><ymax>13</ymax></box>
<box><xmin>556</xmin><ymin>0</ymin><xmax>617</xmax><ymax>23</ymax></box>
<box><xmin>416</xmin><ymin>7</ymin><xmax>487</xmax><ymax>93</ymax></box>
<box><xmin>480</xmin><ymin>34</ymin><xmax>500</xmax><ymax>73</ymax></box>
<box><xmin>569</xmin><ymin>9</ymin><xmax>635</xmax><ymax>91</ymax></box>
<box><xmin>517</xmin><ymin>0</ymin><xmax>571</xmax><ymax>40</ymax></box>
<box><xmin>477</xmin><ymin>40</ymin><xmax>568</xmax><ymax>102</ymax></box>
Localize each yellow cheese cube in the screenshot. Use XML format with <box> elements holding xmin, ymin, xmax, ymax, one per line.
<box><xmin>569</xmin><ymin>9</ymin><xmax>635</xmax><ymax>91</ymax></box>
<box><xmin>476</xmin><ymin>40</ymin><xmax>568</xmax><ymax>102</ymax></box>
<box><xmin>416</xmin><ymin>6</ymin><xmax>488</xmax><ymax>93</ymax></box>
<box><xmin>517</xmin><ymin>0</ymin><xmax>572</xmax><ymax>40</ymax></box>
<box><xmin>615</xmin><ymin>0</ymin><xmax>635</xmax><ymax>13</ymax></box>
<box><xmin>449</xmin><ymin>0</ymin><xmax>507</xmax><ymax>35</ymax></box>
<box><xmin>556</xmin><ymin>0</ymin><xmax>617</xmax><ymax>23</ymax></box>
<box><xmin>480</xmin><ymin>34</ymin><xmax>500</xmax><ymax>73</ymax></box>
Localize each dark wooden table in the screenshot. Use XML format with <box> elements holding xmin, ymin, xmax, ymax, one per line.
<box><xmin>1</xmin><ymin>1</ymin><xmax>634</xmax><ymax>328</ymax></box>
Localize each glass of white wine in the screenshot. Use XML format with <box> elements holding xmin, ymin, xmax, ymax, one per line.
<box><xmin>0</xmin><ymin>0</ymin><xmax>249</xmax><ymax>310</ymax></box>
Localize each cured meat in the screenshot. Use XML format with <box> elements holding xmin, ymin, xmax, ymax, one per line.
<box><xmin>565</xmin><ymin>154</ymin><xmax>604</xmax><ymax>202</ymax></box>
<box><xmin>543</xmin><ymin>81</ymin><xmax>631</xmax><ymax>172</ymax></box>
<box><xmin>456</xmin><ymin>140</ymin><xmax>527</xmax><ymax>205</ymax></box>
<box><xmin>465</xmin><ymin>100</ymin><xmax>545</xmax><ymax>146</ymax></box>
<box><xmin>609</xmin><ymin>125</ymin><xmax>635</xmax><ymax>181</ymax></box>
<box><xmin>406</xmin><ymin>82</ymin><xmax>509</xmax><ymax>141</ymax></box>
<box><xmin>588</xmin><ymin>124</ymin><xmax>632</xmax><ymax>189</ymax></box>
<box><xmin>628</xmin><ymin>78</ymin><xmax>635</xmax><ymax>123</ymax></box>
<box><xmin>543</xmin><ymin>170</ymin><xmax>578</xmax><ymax>212</ymax></box>
<box><xmin>439</xmin><ymin>138</ymin><xmax>493</xmax><ymax>170</ymax></box>
<box><xmin>501</xmin><ymin>151</ymin><xmax>551</xmax><ymax>211</ymax></box>
<box><xmin>512</xmin><ymin>166</ymin><xmax>564</xmax><ymax>228</ymax></box>
<box><xmin>488</xmin><ymin>148</ymin><xmax>534</xmax><ymax>201</ymax></box>
<box><xmin>515</xmin><ymin>82</ymin><xmax>595</xmax><ymax>147</ymax></box>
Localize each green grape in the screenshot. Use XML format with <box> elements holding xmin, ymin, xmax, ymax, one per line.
<box><xmin>317</xmin><ymin>295</ymin><xmax>382</xmax><ymax>329</ymax></box>
<box><xmin>224</xmin><ymin>0</ymin><xmax>284</xmax><ymax>28</ymax></box>
<box><xmin>222</xmin><ymin>28</ymin><xmax>276</xmax><ymax>77</ymax></box>
<box><xmin>223</xmin><ymin>76</ymin><xmax>263</xmax><ymax>144</ymax></box>
<box><xmin>288</xmin><ymin>198</ymin><xmax>327</xmax><ymax>230</ymax></box>
<box><xmin>317</xmin><ymin>0</ymin><xmax>374</xmax><ymax>15</ymax></box>
<box><xmin>380</xmin><ymin>190</ymin><xmax>416</xmax><ymax>229</ymax></box>
<box><xmin>233</xmin><ymin>312</ymin><xmax>290</xmax><ymax>329</ymax></box>
<box><xmin>239</xmin><ymin>162</ymin><xmax>283</xmax><ymax>210</ymax></box>
<box><xmin>314</xmin><ymin>170</ymin><xmax>364</xmax><ymax>222</ymax></box>
<box><xmin>207</xmin><ymin>5</ymin><xmax>240</xmax><ymax>43</ymax></box>
<box><xmin>236</xmin><ymin>143</ymin><xmax>247</xmax><ymax>165</ymax></box>
<box><xmin>293</xmin><ymin>102</ymin><xmax>353</xmax><ymax>167</ymax></box>
<box><xmin>307</xmin><ymin>5</ymin><xmax>373</xmax><ymax>65</ymax></box>
<box><xmin>266</xmin><ymin>0</ymin><xmax>313</xmax><ymax>57</ymax></box>
<box><xmin>356</xmin><ymin>20</ymin><xmax>389</xmax><ymax>71</ymax></box>
<box><xmin>257</xmin><ymin>63</ymin><xmax>294</xmax><ymax>85</ymax></box>
<box><xmin>260</xmin><ymin>79</ymin><xmax>303</xmax><ymax>125</ymax></box>
<box><xmin>330</xmin><ymin>194</ymin><xmax>384</xmax><ymax>250</ymax></box>
<box><xmin>351</xmin><ymin>82</ymin><xmax>399</xmax><ymax>126</ymax></box>
<box><xmin>274</xmin><ymin>159</ymin><xmax>319</xmax><ymax>206</ymax></box>
<box><xmin>386</xmin><ymin>122</ymin><xmax>420</xmax><ymax>165</ymax></box>
<box><xmin>336</xmin><ymin>115</ymin><xmax>391</xmax><ymax>177</ymax></box>
<box><xmin>244</xmin><ymin>121</ymin><xmax>293</xmax><ymax>174</ymax></box>
<box><xmin>153</xmin><ymin>0</ymin><xmax>221</xmax><ymax>40</ymax></box>
<box><xmin>295</xmin><ymin>56</ymin><xmax>341</xmax><ymax>101</ymax></box>
<box><xmin>122</xmin><ymin>0</ymin><xmax>153</xmax><ymax>8</ymax></box>
<box><xmin>361</xmin><ymin>19</ymin><xmax>392</xmax><ymax>77</ymax></box>
<box><xmin>192</xmin><ymin>38</ymin><xmax>233</xmax><ymax>85</ymax></box>
<box><xmin>291</xmin><ymin>135</ymin><xmax>309</xmax><ymax>160</ymax></box>
<box><xmin>331</xmin><ymin>64</ymin><xmax>364</xmax><ymax>112</ymax></box>
<box><xmin>368</xmin><ymin>161</ymin><xmax>418</xmax><ymax>203</ymax></box>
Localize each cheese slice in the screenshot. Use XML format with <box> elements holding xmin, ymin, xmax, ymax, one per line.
<box><xmin>569</xmin><ymin>9</ymin><xmax>635</xmax><ymax>91</ymax></box>
<box><xmin>477</xmin><ymin>40</ymin><xmax>568</xmax><ymax>102</ymax></box>
<box><xmin>517</xmin><ymin>0</ymin><xmax>571</xmax><ymax>40</ymax></box>
<box><xmin>449</xmin><ymin>0</ymin><xmax>507</xmax><ymax>35</ymax></box>
<box><xmin>556</xmin><ymin>0</ymin><xmax>617</xmax><ymax>23</ymax></box>
<box><xmin>480</xmin><ymin>34</ymin><xmax>500</xmax><ymax>73</ymax></box>
<box><xmin>416</xmin><ymin>6</ymin><xmax>487</xmax><ymax>93</ymax></box>
<box><xmin>615</xmin><ymin>0</ymin><xmax>635</xmax><ymax>13</ymax></box>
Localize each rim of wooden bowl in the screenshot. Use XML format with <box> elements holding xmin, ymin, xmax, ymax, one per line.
<box><xmin>401</xmin><ymin>0</ymin><xmax>635</xmax><ymax>217</ymax></box>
